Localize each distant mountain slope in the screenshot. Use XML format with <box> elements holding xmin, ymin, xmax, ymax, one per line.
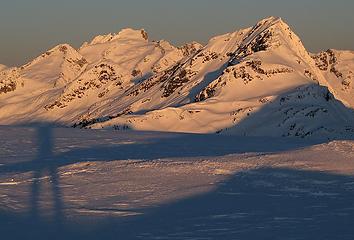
<box><xmin>0</xmin><ymin>17</ymin><xmax>353</xmax><ymax>139</ymax></box>
<box><xmin>0</xmin><ymin>29</ymin><xmax>201</xmax><ymax>123</ymax></box>
<box><xmin>311</xmin><ymin>49</ymin><xmax>354</xmax><ymax>107</ymax></box>
<box><xmin>0</xmin><ymin>64</ymin><xmax>6</xmax><ymax>71</ymax></box>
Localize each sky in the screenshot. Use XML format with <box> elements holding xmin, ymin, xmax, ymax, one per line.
<box><xmin>1</xmin><ymin>0</ymin><xmax>353</xmax><ymax>66</ymax></box>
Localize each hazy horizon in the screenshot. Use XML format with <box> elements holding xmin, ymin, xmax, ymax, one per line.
<box><xmin>1</xmin><ymin>0</ymin><xmax>354</xmax><ymax>67</ymax></box>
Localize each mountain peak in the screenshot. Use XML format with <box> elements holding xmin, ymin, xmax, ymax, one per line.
<box><xmin>86</xmin><ymin>28</ymin><xmax>149</xmax><ymax>46</ymax></box>
<box><xmin>256</xmin><ymin>16</ymin><xmax>282</xmax><ymax>25</ymax></box>
<box><xmin>26</xmin><ymin>43</ymin><xmax>83</xmax><ymax>66</ymax></box>
<box><xmin>115</xmin><ymin>28</ymin><xmax>149</xmax><ymax>41</ymax></box>
<box><xmin>251</xmin><ymin>16</ymin><xmax>290</xmax><ymax>35</ymax></box>
<box><xmin>50</xmin><ymin>44</ymin><xmax>78</xmax><ymax>54</ymax></box>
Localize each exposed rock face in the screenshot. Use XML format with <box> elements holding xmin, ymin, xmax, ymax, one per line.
<box><xmin>141</xmin><ymin>29</ymin><xmax>149</xmax><ymax>40</ymax></box>
<box><xmin>45</xmin><ymin>63</ymin><xmax>123</xmax><ymax>110</ymax></box>
<box><xmin>179</xmin><ymin>42</ymin><xmax>203</xmax><ymax>57</ymax></box>
<box><xmin>0</xmin><ymin>79</ymin><xmax>17</xmax><ymax>94</ymax></box>
<box><xmin>0</xmin><ymin>68</ymin><xmax>20</xmax><ymax>94</ymax></box>
<box><xmin>312</xmin><ymin>49</ymin><xmax>354</xmax><ymax>107</ymax></box>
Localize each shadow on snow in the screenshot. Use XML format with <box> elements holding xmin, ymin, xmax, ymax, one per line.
<box><xmin>1</xmin><ymin>166</ymin><xmax>354</xmax><ymax>239</ymax></box>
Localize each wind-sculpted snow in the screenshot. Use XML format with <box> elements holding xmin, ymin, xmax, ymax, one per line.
<box><xmin>0</xmin><ymin>17</ymin><xmax>353</xmax><ymax>139</ymax></box>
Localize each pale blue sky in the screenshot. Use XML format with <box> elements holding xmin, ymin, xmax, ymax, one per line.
<box><xmin>1</xmin><ymin>0</ymin><xmax>353</xmax><ymax>66</ymax></box>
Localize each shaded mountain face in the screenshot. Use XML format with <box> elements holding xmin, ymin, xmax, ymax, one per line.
<box><xmin>0</xmin><ymin>17</ymin><xmax>353</xmax><ymax>139</ymax></box>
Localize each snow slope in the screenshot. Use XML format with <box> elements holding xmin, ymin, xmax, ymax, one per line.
<box><xmin>0</xmin><ymin>126</ymin><xmax>354</xmax><ymax>239</ymax></box>
<box><xmin>0</xmin><ymin>17</ymin><xmax>353</xmax><ymax>139</ymax></box>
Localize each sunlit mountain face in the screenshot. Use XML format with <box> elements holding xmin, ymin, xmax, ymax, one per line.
<box><xmin>1</xmin><ymin>17</ymin><xmax>353</xmax><ymax>139</ymax></box>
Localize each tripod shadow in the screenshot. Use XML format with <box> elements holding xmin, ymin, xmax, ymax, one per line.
<box><xmin>29</xmin><ymin>125</ymin><xmax>64</xmax><ymax>226</ymax></box>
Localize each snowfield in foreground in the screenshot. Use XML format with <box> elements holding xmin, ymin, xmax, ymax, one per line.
<box><xmin>0</xmin><ymin>126</ymin><xmax>354</xmax><ymax>239</ymax></box>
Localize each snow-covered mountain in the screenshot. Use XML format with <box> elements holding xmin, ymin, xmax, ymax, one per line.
<box><xmin>0</xmin><ymin>17</ymin><xmax>353</xmax><ymax>139</ymax></box>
